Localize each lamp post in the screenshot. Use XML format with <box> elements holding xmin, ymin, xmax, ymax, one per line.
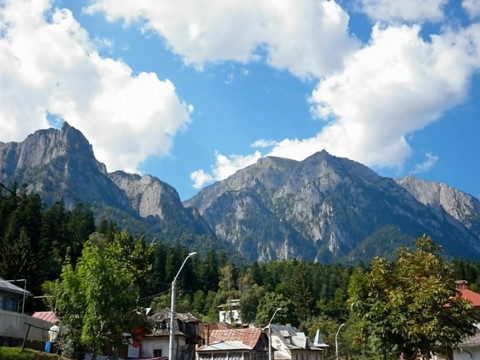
<box><xmin>335</xmin><ymin>323</ymin><xmax>345</xmax><ymax>360</ymax></box>
<box><xmin>169</xmin><ymin>252</ymin><xmax>197</xmax><ymax>360</ymax></box>
<box><xmin>268</xmin><ymin>308</ymin><xmax>282</xmax><ymax>360</ymax></box>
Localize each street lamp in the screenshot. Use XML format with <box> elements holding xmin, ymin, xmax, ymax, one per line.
<box><xmin>335</xmin><ymin>323</ymin><xmax>345</xmax><ymax>360</ymax></box>
<box><xmin>268</xmin><ymin>308</ymin><xmax>282</xmax><ymax>360</ymax></box>
<box><xmin>169</xmin><ymin>252</ymin><xmax>197</xmax><ymax>360</ymax></box>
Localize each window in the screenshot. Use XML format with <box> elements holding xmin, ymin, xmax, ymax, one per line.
<box><xmin>153</xmin><ymin>349</ymin><xmax>162</xmax><ymax>357</ymax></box>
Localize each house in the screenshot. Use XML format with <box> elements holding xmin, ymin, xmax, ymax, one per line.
<box><xmin>138</xmin><ymin>308</ymin><xmax>200</xmax><ymax>360</ymax></box>
<box><xmin>0</xmin><ymin>278</ymin><xmax>49</xmax><ymax>343</ymax></box>
<box><xmin>269</xmin><ymin>324</ymin><xmax>324</xmax><ymax>360</ymax></box>
<box><xmin>198</xmin><ymin>322</ymin><xmax>234</xmax><ymax>343</ymax></box>
<box><xmin>433</xmin><ymin>281</ymin><xmax>480</xmax><ymax>360</ymax></box>
<box><xmin>218</xmin><ymin>299</ymin><xmax>242</xmax><ymax>325</ymax></box>
<box><xmin>0</xmin><ymin>277</ymin><xmax>30</xmax><ymax>313</ymax></box>
<box><xmin>455</xmin><ymin>280</ymin><xmax>480</xmax><ymax>310</ymax></box>
<box><xmin>197</xmin><ymin>327</ymin><xmax>268</xmax><ymax>360</ymax></box>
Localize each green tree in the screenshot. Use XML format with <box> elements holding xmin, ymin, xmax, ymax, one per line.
<box><xmin>289</xmin><ymin>261</ymin><xmax>315</xmax><ymax>323</ymax></box>
<box><xmin>239</xmin><ymin>268</ymin><xmax>265</xmax><ymax>323</ymax></box>
<box><xmin>255</xmin><ymin>292</ymin><xmax>292</xmax><ymax>327</ymax></box>
<box><xmin>56</xmin><ymin>232</ymin><xmax>149</xmax><ymax>360</ymax></box>
<box><xmin>348</xmin><ymin>235</ymin><xmax>476</xmax><ymax>359</ymax></box>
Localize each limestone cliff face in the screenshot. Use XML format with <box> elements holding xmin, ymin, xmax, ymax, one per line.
<box><xmin>396</xmin><ymin>176</ymin><xmax>480</xmax><ymax>238</ymax></box>
<box><xmin>0</xmin><ymin>123</ymin><xmax>128</xmax><ymax>210</ymax></box>
<box><xmin>185</xmin><ymin>151</ymin><xmax>480</xmax><ymax>262</ymax></box>
<box><xmin>0</xmin><ymin>123</ymin><xmax>213</xmax><ymax>242</ymax></box>
<box><xmin>2</xmin><ymin>124</ymin><xmax>479</xmax><ymax>263</ymax></box>
<box><xmin>108</xmin><ymin>171</ymin><xmax>212</xmax><ymax>238</ymax></box>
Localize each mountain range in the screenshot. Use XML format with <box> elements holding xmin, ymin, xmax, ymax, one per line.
<box><xmin>1</xmin><ymin>122</ymin><xmax>479</xmax><ymax>263</ymax></box>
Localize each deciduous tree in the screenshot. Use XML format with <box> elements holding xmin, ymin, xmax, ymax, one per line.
<box><xmin>348</xmin><ymin>235</ymin><xmax>476</xmax><ymax>359</ymax></box>
<box><xmin>56</xmin><ymin>231</ymin><xmax>151</xmax><ymax>360</ymax></box>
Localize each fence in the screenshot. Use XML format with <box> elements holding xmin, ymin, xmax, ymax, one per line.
<box><xmin>0</xmin><ymin>309</ymin><xmax>51</xmax><ymax>342</ymax></box>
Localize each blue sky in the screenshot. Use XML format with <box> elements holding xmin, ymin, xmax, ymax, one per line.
<box><xmin>1</xmin><ymin>0</ymin><xmax>479</xmax><ymax>201</ymax></box>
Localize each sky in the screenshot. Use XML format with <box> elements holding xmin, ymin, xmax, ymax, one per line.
<box><xmin>0</xmin><ymin>0</ymin><xmax>479</xmax><ymax>201</ymax></box>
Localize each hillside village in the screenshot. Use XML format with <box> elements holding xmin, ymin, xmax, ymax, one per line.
<box><xmin>2</xmin><ymin>125</ymin><xmax>480</xmax><ymax>359</ymax></box>
<box><xmin>3</xmin><ymin>275</ymin><xmax>480</xmax><ymax>359</ymax></box>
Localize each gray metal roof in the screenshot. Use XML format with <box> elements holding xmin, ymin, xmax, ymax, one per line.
<box><xmin>270</xmin><ymin>324</ymin><xmax>322</xmax><ymax>351</ymax></box>
<box><xmin>198</xmin><ymin>341</ymin><xmax>251</xmax><ymax>352</ymax></box>
<box><xmin>0</xmin><ymin>278</ymin><xmax>31</xmax><ymax>296</ymax></box>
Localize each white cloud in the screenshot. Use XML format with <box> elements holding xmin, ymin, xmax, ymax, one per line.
<box><xmin>193</xmin><ymin>24</ymin><xmax>480</xmax><ymax>187</ymax></box>
<box><xmin>413</xmin><ymin>152</ymin><xmax>439</xmax><ymax>173</ymax></box>
<box><xmin>359</xmin><ymin>0</ymin><xmax>448</xmax><ymax>23</ymax></box>
<box><xmin>251</xmin><ymin>139</ymin><xmax>277</xmax><ymax>148</ymax></box>
<box><xmin>308</xmin><ymin>24</ymin><xmax>480</xmax><ymax>169</ymax></box>
<box><xmin>190</xmin><ymin>170</ymin><xmax>214</xmax><ymax>190</ymax></box>
<box><xmin>0</xmin><ymin>0</ymin><xmax>192</xmax><ymax>173</ymax></box>
<box><xmin>85</xmin><ymin>0</ymin><xmax>358</xmax><ymax>78</ymax></box>
<box><xmin>463</xmin><ymin>0</ymin><xmax>480</xmax><ymax>19</ymax></box>
<box><xmin>191</xmin><ymin>150</ymin><xmax>262</xmax><ymax>189</ymax></box>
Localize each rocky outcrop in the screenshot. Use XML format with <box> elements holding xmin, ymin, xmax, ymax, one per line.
<box><xmin>0</xmin><ymin>123</ymin><xmax>214</xmax><ymax>243</ymax></box>
<box><xmin>2</xmin><ymin>124</ymin><xmax>478</xmax><ymax>263</ymax></box>
<box><xmin>185</xmin><ymin>151</ymin><xmax>480</xmax><ymax>263</ymax></box>
<box><xmin>396</xmin><ymin>176</ymin><xmax>480</xmax><ymax>239</ymax></box>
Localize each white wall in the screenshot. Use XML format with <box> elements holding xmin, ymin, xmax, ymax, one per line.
<box><xmin>0</xmin><ymin>309</ymin><xmax>51</xmax><ymax>341</ymax></box>
<box><xmin>141</xmin><ymin>337</ymin><xmax>169</xmax><ymax>358</ymax></box>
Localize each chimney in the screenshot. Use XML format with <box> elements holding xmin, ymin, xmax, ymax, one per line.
<box><xmin>205</xmin><ymin>324</ymin><xmax>210</xmax><ymax>345</ymax></box>
<box><xmin>456</xmin><ymin>280</ymin><xmax>468</xmax><ymax>291</ymax></box>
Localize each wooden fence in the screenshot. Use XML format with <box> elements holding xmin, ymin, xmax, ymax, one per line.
<box><xmin>0</xmin><ymin>309</ymin><xmax>51</xmax><ymax>342</ymax></box>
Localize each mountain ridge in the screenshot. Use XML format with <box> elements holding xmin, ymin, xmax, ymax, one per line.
<box><xmin>1</xmin><ymin>123</ymin><xmax>479</xmax><ymax>263</ymax></box>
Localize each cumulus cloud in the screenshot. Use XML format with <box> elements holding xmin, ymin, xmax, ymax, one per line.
<box><xmin>359</xmin><ymin>0</ymin><xmax>448</xmax><ymax>23</ymax></box>
<box><xmin>84</xmin><ymin>0</ymin><xmax>358</xmax><ymax>78</ymax></box>
<box><xmin>463</xmin><ymin>0</ymin><xmax>480</xmax><ymax>19</ymax></box>
<box><xmin>0</xmin><ymin>0</ymin><xmax>192</xmax><ymax>172</ymax></box>
<box><xmin>193</xmin><ymin>23</ymin><xmax>480</xmax><ymax>186</ymax></box>
<box><xmin>308</xmin><ymin>24</ymin><xmax>480</xmax><ymax>168</ymax></box>
<box><xmin>191</xmin><ymin>150</ymin><xmax>262</xmax><ymax>189</ymax></box>
<box><xmin>413</xmin><ymin>152</ymin><xmax>439</xmax><ymax>174</ymax></box>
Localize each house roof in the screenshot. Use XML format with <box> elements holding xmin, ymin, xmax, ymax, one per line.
<box><xmin>198</xmin><ymin>340</ymin><xmax>252</xmax><ymax>352</ymax></box>
<box><xmin>149</xmin><ymin>308</ymin><xmax>200</xmax><ymax>323</ymax></box>
<box><xmin>460</xmin><ymin>333</ymin><xmax>480</xmax><ymax>348</ymax></box>
<box><xmin>270</xmin><ymin>324</ymin><xmax>323</xmax><ymax>351</ymax></box>
<box><xmin>0</xmin><ymin>278</ymin><xmax>31</xmax><ymax>296</ymax></box>
<box><xmin>198</xmin><ymin>328</ymin><xmax>264</xmax><ymax>351</ymax></box>
<box><xmin>32</xmin><ymin>311</ymin><xmax>58</xmax><ymax>324</ymax></box>
<box><xmin>460</xmin><ymin>289</ymin><xmax>480</xmax><ymax>307</ymax></box>
<box><xmin>199</xmin><ymin>322</ymin><xmax>233</xmax><ymax>340</ymax></box>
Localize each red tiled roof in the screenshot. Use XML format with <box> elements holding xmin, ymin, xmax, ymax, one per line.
<box><xmin>32</xmin><ymin>311</ymin><xmax>57</xmax><ymax>324</ymax></box>
<box><xmin>199</xmin><ymin>322</ymin><xmax>233</xmax><ymax>340</ymax></box>
<box><xmin>460</xmin><ymin>289</ymin><xmax>480</xmax><ymax>307</ymax></box>
<box><xmin>207</xmin><ymin>328</ymin><xmax>263</xmax><ymax>349</ymax></box>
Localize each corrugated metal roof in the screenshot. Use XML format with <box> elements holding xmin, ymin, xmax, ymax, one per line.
<box><xmin>148</xmin><ymin>308</ymin><xmax>200</xmax><ymax>323</ymax></box>
<box><xmin>198</xmin><ymin>341</ymin><xmax>251</xmax><ymax>351</ymax></box>
<box><xmin>270</xmin><ymin>324</ymin><xmax>322</xmax><ymax>351</ymax></box>
<box><xmin>198</xmin><ymin>328</ymin><xmax>264</xmax><ymax>351</ymax></box>
<box><xmin>32</xmin><ymin>311</ymin><xmax>58</xmax><ymax>324</ymax></box>
<box><xmin>0</xmin><ymin>278</ymin><xmax>31</xmax><ymax>296</ymax></box>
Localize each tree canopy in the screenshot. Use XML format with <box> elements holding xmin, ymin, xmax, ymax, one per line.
<box><xmin>55</xmin><ymin>231</ymin><xmax>151</xmax><ymax>359</ymax></box>
<box><xmin>348</xmin><ymin>235</ymin><xmax>477</xmax><ymax>359</ymax></box>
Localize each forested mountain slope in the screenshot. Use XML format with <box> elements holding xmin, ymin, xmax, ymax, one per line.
<box><xmin>1</xmin><ymin>123</ymin><xmax>479</xmax><ymax>263</ymax></box>
<box><xmin>185</xmin><ymin>151</ymin><xmax>480</xmax><ymax>263</ymax></box>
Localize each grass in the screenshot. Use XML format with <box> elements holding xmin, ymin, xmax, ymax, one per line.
<box><xmin>0</xmin><ymin>347</ymin><xmax>68</xmax><ymax>360</ymax></box>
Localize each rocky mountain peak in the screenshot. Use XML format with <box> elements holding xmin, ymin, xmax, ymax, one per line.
<box><xmin>186</xmin><ymin>150</ymin><xmax>480</xmax><ymax>262</ymax></box>
<box><xmin>2</xmin><ymin>125</ymin><xmax>479</xmax><ymax>263</ymax></box>
<box><xmin>396</xmin><ymin>176</ymin><xmax>480</xmax><ymax>238</ymax></box>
